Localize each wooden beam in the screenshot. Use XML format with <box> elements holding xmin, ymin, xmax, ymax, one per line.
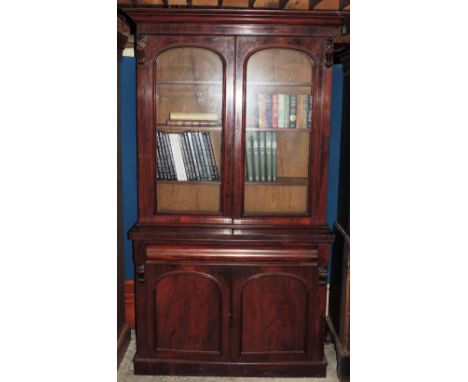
<box><xmin>279</xmin><ymin>0</ymin><xmax>289</xmax><ymax>9</ymax></box>
<box><xmin>248</xmin><ymin>0</ymin><xmax>256</xmax><ymax>8</ymax></box>
<box><xmin>309</xmin><ymin>0</ymin><xmax>322</xmax><ymax>10</ymax></box>
<box><xmin>339</xmin><ymin>0</ymin><xmax>349</xmax><ymax>10</ymax></box>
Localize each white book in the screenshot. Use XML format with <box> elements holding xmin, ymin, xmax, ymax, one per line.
<box><xmin>169</xmin><ymin>134</ymin><xmax>187</xmax><ymax>181</ymax></box>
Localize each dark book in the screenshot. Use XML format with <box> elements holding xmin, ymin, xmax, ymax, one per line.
<box><xmin>245</xmin><ymin>132</ymin><xmax>254</xmax><ymax>182</ymax></box>
<box><xmin>158</xmin><ymin>132</ymin><xmax>171</xmax><ymax>180</ymax></box>
<box><xmin>289</xmin><ymin>95</ymin><xmax>297</xmax><ymax>129</ymax></box>
<box><xmin>178</xmin><ymin>133</ymin><xmax>193</xmax><ymax>180</ymax></box>
<box><xmin>182</xmin><ymin>132</ymin><xmax>197</xmax><ymax>180</ymax></box>
<box><xmin>265</xmin><ymin>132</ymin><xmax>272</xmax><ymax>182</ymax></box>
<box><xmin>162</xmin><ymin>132</ymin><xmax>177</xmax><ymax>180</ymax></box>
<box><xmin>252</xmin><ymin>131</ymin><xmax>260</xmax><ymax>182</ymax></box>
<box><xmin>195</xmin><ymin>132</ymin><xmax>210</xmax><ymax>180</ymax></box>
<box><xmin>259</xmin><ymin>131</ymin><xmax>266</xmax><ymax>182</ymax></box>
<box><xmin>186</xmin><ymin>132</ymin><xmax>202</xmax><ymax>181</ymax></box>
<box><xmin>272</xmin><ymin>132</ymin><xmax>277</xmax><ymax>182</ymax></box>
<box><xmin>307</xmin><ymin>94</ymin><xmax>313</xmax><ymax>129</ymax></box>
<box><xmin>265</xmin><ymin>94</ymin><xmax>272</xmax><ymax>129</ymax></box>
<box><xmin>156</xmin><ymin>133</ymin><xmax>163</xmax><ymax>180</ymax></box>
<box><xmin>203</xmin><ymin>132</ymin><xmax>220</xmax><ymax>181</ymax></box>
<box><xmin>284</xmin><ymin>94</ymin><xmax>290</xmax><ymax>129</ymax></box>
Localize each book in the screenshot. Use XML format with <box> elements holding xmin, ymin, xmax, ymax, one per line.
<box><xmin>245</xmin><ymin>132</ymin><xmax>254</xmax><ymax>182</ymax></box>
<box><xmin>278</xmin><ymin>94</ymin><xmax>285</xmax><ymax>128</ymax></box>
<box><xmin>265</xmin><ymin>94</ymin><xmax>272</xmax><ymax>129</ymax></box>
<box><xmin>272</xmin><ymin>93</ymin><xmax>278</xmax><ymax>129</ymax></box>
<box><xmin>307</xmin><ymin>95</ymin><xmax>313</xmax><ymax>129</ymax></box>
<box><xmin>296</xmin><ymin>94</ymin><xmax>304</xmax><ymax>130</ymax></box>
<box><xmin>203</xmin><ymin>132</ymin><xmax>219</xmax><ymax>181</ymax></box>
<box><xmin>185</xmin><ymin>132</ymin><xmax>202</xmax><ymax>180</ymax></box>
<box><xmin>169</xmin><ymin>133</ymin><xmax>187</xmax><ymax>181</ymax></box>
<box><xmin>161</xmin><ymin>132</ymin><xmax>176</xmax><ymax>180</ymax></box>
<box><xmin>252</xmin><ymin>132</ymin><xmax>260</xmax><ymax>182</ymax></box>
<box><xmin>182</xmin><ymin>133</ymin><xmax>196</xmax><ymax>180</ymax></box>
<box><xmin>272</xmin><ymin>132</ymin><xmax>277</xmax><ymax>182</ymax></box>
<box><xmin>166</xmin><ymin>119</ymin><xmax>219</xmax><ymax>127</ymax></box>
<box><xmin>169</xmin><ymin>112</ymin><xmax>218</xmax><ymax>121</ymax></box>
<box><xmin>259</xmin><ymin>131</ymin><xmax>266</xmax><ymax>182</ymax></box>
<box><xmin>258</xmin><ymin>94</ymin><xmax>266</xmax><ymax>129</ymax></box>
<box><xmin>192</xmin><ymin>132</ymin><xmax>209</xmax><ymax>180</ymax></box>
<box><xmin>265</xmin><ymin>132</ymin><xmax>272</xmax><ymax>182</ymax></box>
<box><xmin>289</xmin><ymin>95</ymin><xmax>297</xmax><ymax>128</ymax></box>
<box><xmin>284</xmin><ymin>94</ymin><xmax>290</xmax><ymax>128</ymax></box>
<box><xmin>196</xmin><ymin>131</ymin><xmax>212</xmax><ymax>180</ymax></box>
<box><xmin>178</xmin><ymin>133</ymin><xmax>193</xmax><ymax>180</ymax></box>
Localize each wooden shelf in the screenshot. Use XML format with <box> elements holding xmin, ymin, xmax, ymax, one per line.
<box><xmin>158</xmin><ymin>180</ymin><xmax>221</xmax><ymax>185</ymax></box>
<box><xmin>246</xmin><ymin>177</ymin><xmax>308</xmax><ymax>186</ymax></box>
<box><xmin>247</xmin><ymin>81</ymin><xmax>312</xmax><ymax>87</ymax></box>
<box><xmin>158</xmin><ymin>125</ymin><xmax>222</xmax><ymax>132</ymax></box>
<box><xmin>246</xmin><ymin>127</ymin><xmax>310</xmax><ymax>132</ymax></box>
<box><xmin>157</xmin><ymin>80</ymin><xmax>223</xmax><ymax>85</ymax></box>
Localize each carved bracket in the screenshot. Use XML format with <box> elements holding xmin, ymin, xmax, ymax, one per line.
<box><xmin>135</xmin><ymin>34</ymin><xmax>148</xmax><ymax>65</ymax></box>
<box><xmin>136</xmin><ymin>264</ymin><xmax>145</xmax><ymax>282</ymax></box>
<box><xmin>318</xmin><ymin>265</ymin><xmax>328</xmax><ymax>285</ymax></box>
<box><xmin>325</xmin><ymin>38</ymin><xmax>335</xmax><ymax>68</ymax></box>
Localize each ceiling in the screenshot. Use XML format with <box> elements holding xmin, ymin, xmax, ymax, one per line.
<box><xmin>117</xmin><ymin>0</ymin><xmax>350</xmax><ymax>11</ymax></box>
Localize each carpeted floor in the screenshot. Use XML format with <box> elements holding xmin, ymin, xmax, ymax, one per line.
<box><xmin>118</xmin><ymin>331</ymin><xmax>340</xmax><ymax>382</ymax></box>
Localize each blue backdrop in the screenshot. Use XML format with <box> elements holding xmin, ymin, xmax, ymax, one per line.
<box><xmin>119</xmin><ymin>58</ymin><xmax>345</xmax><ymax>280</ymax></box>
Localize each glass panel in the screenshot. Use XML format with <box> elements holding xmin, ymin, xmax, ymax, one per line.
<box><xmin>244</xmin><ymin>49</ymin><xmax>313</xmax><ymax>215</ymax></box>
<box><xmin>156</xmin><ymin>47</ymin><xmax>223</xmax><ymax>214</ymax></box>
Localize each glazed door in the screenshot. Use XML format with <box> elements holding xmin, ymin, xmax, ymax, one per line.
<box><xmin>144</xmin><ymin>262</ymin><xmax>231</xmax><ymax>361</ymax></box>
<box><xmin>233</xmin><ymin>36</ymin><xmax>333</xmax><ymax>226</ymax></box>
<box><xmin>231</xmin><ymin>264</ymin><xmax>324</xmax><ymax>362</ymax></box>
<box><xmin>137</xmin><ymin>35</ymin><xmax>235</xmax><ymax>225</ymax></box>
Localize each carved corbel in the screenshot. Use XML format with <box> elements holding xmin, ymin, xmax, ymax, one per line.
<box><xmin>136</xmin><ymin>34</ymin><xmax>148</xmax><ymax>65</ymax></box>
<box><xmin>325</xmin><ymin>37</ymin><xmax>335</xmax><ymax>68</ymax></box>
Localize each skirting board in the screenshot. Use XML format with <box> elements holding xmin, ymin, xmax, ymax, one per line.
<box><xmin>118</xmin><ymin>323</ymin><xmax>131</xmax><ymax>368</ymax></box>
<box><xmin>326</xmin><ymin>316</ymin><xmax>350</xmax><ymax>381</ymax></box>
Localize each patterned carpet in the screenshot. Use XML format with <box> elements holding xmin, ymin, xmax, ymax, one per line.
<box><xmin>118</xmin><ymin>331</ymin><xmax>340</xmax><ymax>382</ymax></box>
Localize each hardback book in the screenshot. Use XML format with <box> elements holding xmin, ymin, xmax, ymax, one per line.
<box><xmin>169</xmin><ymin>112</ymin><xmax>218</xmax><ymax>121</ymax></box>
<box><xmin>185</xmin><ymin>132</ymin><xmax>202</xmax><ymax>180</ymax></box>
<box><xmin>245</xmin><ymin>132</ymin><xmax>254</xmax><ymax>182</ymax></box>
<box><xmin>258</xmin><ymin>94</ymin><xmax>266</xmax><ymax>129</ymax></box>
<box><xmin>178</xmin><ymin>133</ymin><xmax>194</xmax><ymax>180</ymax></box>
<box><xmin>300</xmin><ymin>95</ymin><xmax>309</xmax><ymax>129</ymax></box>
<box><xmin>197</xmin><ymin>131</ymin><xmax>213</xmax><ymax>180</ymax></box>
<box><xmin>169</xmin><ymin>133</ymin><xmax>186</xmax><ymax>181</ymax></box>
<box><xmin>284</xmin><ymin>94</ymin><xmax>290</xmax><ymax>129</ymax></box>
<box><xmin>252</xmin><ymin>132</ymin><xmax>260</xmax><ymax>182</ymax></box>
<box><xmin>289</xmin><ymin>95</ymin><xmax>297</xmax><ymax>129</ymax></box>
<box><xmin>203</xmin><ymin>132</ymin><xmax>220</xmax><ymax>181</ymax></box>
<box><xmin>265</xmin><ymin>132</ymin><xmax>272</xmax><ymax>182</ymax></box>
<box><xmin>162</xmin><ymin>132</ymin><xmax>176</xmax><ymax>180</ymax></box>
<box><xmin>307</xmin><ymin>95</ymin><xmax>313</xmax><ymax>129</ymax></box>
<box><xmin>272</xmin><ymin>132</ymin><xmax>277</xmax><ymax>182</ymax></box>
<box><xmin>272</xmin><ymin>93</ymin><xmax>278</xmax><ymax>129</ymax></box>
<box><xmin>182</xmin><ymin>133</ymin><xmax>197</xmax><ymax>180</ymax></box>
<box><xmin>166</xmin><ymin>119</ymin><xmax>219</xmax><ymax>127</ymax></box>
<box><xmin>259</xmin><ymin>131</ymin><xmax>266</xmax><ymax>182</ymax></box>
<box><xmin>265</xmin><ymin>94</ymin><xmax>272</xmax><ymax>129</ymax></box>
<box><xmin>193</xmin><ymin>132</ymin><xmax>210</xmax><ymax>180</ymax></box>
<box><xmin>296</xmin><ymin>95</ymin><xmax>304</xmax><ymax>129</ymax></box>
<box><xmin>278</xmin><ymin>94</ymin><xmax>285</xmax><ymax>129</ymax></box>
<box><xmin>156</xmin><ymin>133</ymin><xmax>164</xmax><ymax>180</ymax></box>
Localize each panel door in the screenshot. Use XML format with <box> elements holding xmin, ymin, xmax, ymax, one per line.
<box><xmin>231</xmin><ymin>264</ymin><xmax>324</xmax><ymax>362</ymax></box>
<box><xmin>145</xmin><ymin>262</ymin><xmax>230</xmax><ymax>361</ymax></box>
<box><xmin>233</xmin><ymin>36</ymin><xmax>333</xmax><ymax>226</ymax></box>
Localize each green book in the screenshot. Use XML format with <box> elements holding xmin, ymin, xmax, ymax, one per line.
<box><xmin>259</xmin><ymin>131</ymin><xmax>266</xmax><ymax>182</ymax></box>
<box><xmin>284</xmin><ymin>94</ymin><xmax>290</xmax><ymax>128</ymax></box>
<box><xmin>265</xmin><ymin>132</ymin><xmax>272</xmax><ymax>182</ymax></box>
<box><xmin>272</xmin><ymin>132</ymin><xmax>277</xmax><ymax>182</ymax></box>
<box><xmin>278</xmin><ymin>94</ymin><xmax>285</xmax><ymax>129</ymax></box>
<box><xmin>245</xmin><ymin>132</ymin><xmax>254</xmax><ymax>182</ymax></box>
<box><xmin>252</xmin><ymin>132</ymin><xmax>260</xmax><ymax>182</ymax></box>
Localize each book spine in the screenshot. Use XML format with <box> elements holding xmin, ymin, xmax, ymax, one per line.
<box><xmin>195</xmin><ymin>132</ymin><xmax>211</xmax><ymax>180</ymax></box>
<box><xmin>265</xmin><ymin>94</ymin><xmax>272</xmax><ymax>129</ymax></box>
<box><xmin>252</xmin><ymin>132</ymin><xmax>260</xmax><ymax>182</ymax></box>
<box><xmin>289</xmin><ymin>94</ymin><xmax>297</xmax><ymax>129</ymax></box>
<box><xmin>278</xmin><ymin>94</ymin><xmax>285</xmax><ymax>129</ymax></box>
<box><xmin>265</xmin><ymin>132</ymin><xmax>272</xmax><ymax>182</ymax></box>
<box><xmin>259</xmin><ymin>131</ymin><xmax>266</xmax><ymax>182</ymax></box>
<box><xmin>203</xmin><ymin>132</ymin><xmax>219</xmax><ymax>181</ymax></box>
<box><xmin>178</xmin><ymin>133</ymin><xmax>193</xmax><ymax>180</ymax></box>
<box><xmin>162</xmin><ymin>132</ymin><xmax>176</xmax><ymax>180</ymax></box>
<box><xmin>166</xmin><ymin>120</ymin><xmax>219</xmax><ymax>127</ymax></box>
<box><xmin>169</xmin><ymin>133</ymin><xmax>186</xmax><ymax>181</ymax></box>
<box><xmin>186</xmin><ymin>132</ymin><xmax>202</xmax><ymax>181</ymax></box>
<box><xmin>258</xmin><ymin>93</ymin><xmax>266</xmax><ymax>129</ymax></box>
<box><xmin>245</xmin><ymin>132</ymin><xmax>254</xmax><ymax>182</ymax></box>
<box><xmin>272</xmin><ymin>132</ymin><xmax>277</xmax><ymax>182</ymax></box>
<box><xmin>181</xmin><ymin>133</ymin><xmax>194</xmax><ymax>180</ymax></box>
<box><xmin>296</xmin><ymin>95</ymin><xmax>304</xmax><ymax>129</ymax></box>
<box><xmin>156</xmin><ymin>132</ymin><xmax>163</xmax><ymax>180</ymax></box>
<box><xmin>307</xmin><ymin>94</ymin><xmax>313</xmax><ymax>129</ymax></box>
<box><xmin>284</xmin><ymin>94</ymin><xmax>290</xmax><ymax>129</ymax></box>
<box><xmin>272</xmin><ymin>93</ymin><xmax>278</xmax><ymax>129</ymax></box>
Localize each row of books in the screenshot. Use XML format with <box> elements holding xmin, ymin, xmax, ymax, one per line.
<box><xmin>257</xmin><ymin>94</ymin><xmax>312</xmax><ymax>129</ymax></box>
<box><xmin>166</xmin><ymin>112</ymin><xmax>221</xmax><ymax>127</ymax></box>
<box><xmin>245</xmin><ymin>131</ymin><xmax>277</xmax><ymax>183</ymax></box>
<box><xmin>156</xmin><ymin>131</ymin><xmax>219</xmax><ymax>181</ymax></box>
